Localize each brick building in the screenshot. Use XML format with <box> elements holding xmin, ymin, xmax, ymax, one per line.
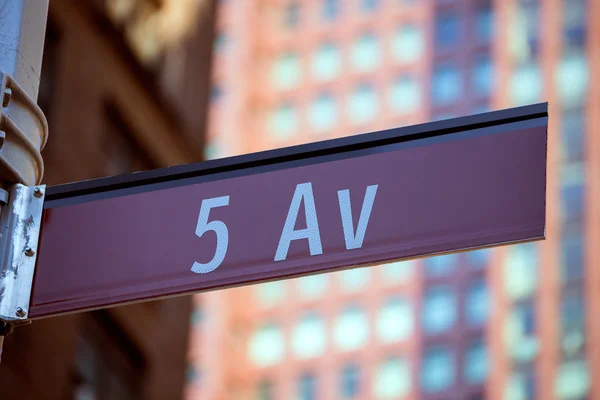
<box><xmin>0</xmin><ymin>1</ymin><xmax>215</xmax><ymax>399</ymax></box>
<box><xmin>186</xmin><ymin>0</ymin><xmax>599</xmax><ymax>399</ymax></box>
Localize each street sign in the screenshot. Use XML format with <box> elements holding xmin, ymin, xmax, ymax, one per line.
<box><xmin>29</xmin><ymin>103</ymin><xmax>547</xmax><ymax>319</ymax></box>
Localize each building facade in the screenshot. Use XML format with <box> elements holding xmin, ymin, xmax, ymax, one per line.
<box><xmin>0</xmin><ymin>0</ymin><xmax>215</xmax><ymax>399</ymax></box>
<box><xmin>187</xmin><ymin>0</ymin><xmax>599</xmax><ymax>399</ymax></box>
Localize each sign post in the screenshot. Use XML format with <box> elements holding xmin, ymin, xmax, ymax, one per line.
<box><xmin>0</xmin><ymin>0</ymin><xmax>49</xmax><ymax>360</ymax></box>
<box><xmin>30</xmin><ymin>103</ymin><xmax>547</xmax><ymax>318</ymax></box>
<box><xmin>0</xmin><ymin>0</ymin><xmax>548</xmax><ymax>366</ymax></box>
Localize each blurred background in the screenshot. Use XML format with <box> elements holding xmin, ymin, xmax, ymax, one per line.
<box><xmin>0</xmin><ymin>0</ymin><xmax>598</xmax><ymax>399</ymax></box>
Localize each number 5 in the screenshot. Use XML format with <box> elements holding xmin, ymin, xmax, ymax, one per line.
<box><xmin>190</xmin><ymin>196</ymin><xmax>230</xmax><ymax>274</ymax></box>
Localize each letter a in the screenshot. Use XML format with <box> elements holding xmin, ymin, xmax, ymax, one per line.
<box><xmin>337</xmin><ymin>185</ymin><xmax>378</xmax><ymax>250</ymax></box>
<box><xmin>274</xmin><ymin>182</ymin><xmax>323</xmax><ymax>261</ymax></box>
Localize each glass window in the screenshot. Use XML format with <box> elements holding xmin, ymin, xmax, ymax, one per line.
<box><xmin>561</xmin><ymin>109</ymin><xmax>585</xmax><ymax>162</ymax></box>
<box><xmin>380</xmin><ymin>260</ymin><xmax>414</xmax><ymax>285</ymax></box>
<box><xmin>510</xmin><ymin>61</ymin><xmax>542</xmax><ymax>105</ymax></box>
<box><xmin>271</xmin><ymin>53</ymin><xmax>301</xmax><ymax>90</ymax></box>
<box><xmin>504</xmin><ymin>302</ymin><xmax>539</xmax><ymax>363</ymax></box>
<box><xmin>190</xmin><ymin>308</ymin><xmax>204</xmax><ymax>325</ymax></box>
<box><xmin>376</xmin><ymin>297</ymin><xmax>413</xmax><ymax>343</ymax></box>
<box><xmin>391</xmin><ymin>24</ymin><xmax>424</xmax><ymax>64</ymax></box>
<box><xmin>257</xmin><ymin>380</ymin><xmax>273</xmax><ymax>400</ymax></box>
<box><xmin>554</xmin><ymin>359</ymin><xmax>590</xmax><ymax>399</ymax></box>
<box><xmin>561</xmin><ymin>294</ymin><xmax>585</xmax><ymax>355</ymax></box>
<box><xmin>284</xmin><ymin>1</ymin><xmax>300</xmax><ymax>29</ymax></box>
<box><xmin>311</xmin><ymin>42</ymin><xmax>341</xmax><ymax>82</ymax></box>
<box><xmin>466</xmin><ymin>280</ymin><xmax>490</xmax><ymax>326</ymax></box>
<box><xmin>373</xmin><ymin>357</ymin><xmax>411</xmax><ymax>398</ymax></box>
<box><xmin>505</xmin><ymin>369</ymin><xmax>536</xmax><ymax>400</ymax></box>
<box><xmin>348</xmin><ymin>84</ymin><xmax>379</xmax><ymax>125</ymax></box>
<box><xmin>298</xmin><ymin>373</ymin><xmax>317</xmax><ymax>400</ymax></box>
<box><xmin>340</xmin><ymin>364</ymin><xmax>360</xmax><ymax>399</ymax></box>
<box><xmin>472</xmin><ymin>54</ymin><xmax>494</xmax><ymax>97</ymax></box>
<box><xmin>334</xmin><ymin>305</ymin><xmax>369</xmax><ymax>352</ymax></box>
<box><xmin>464</xmin><ymin>339</ymin><xmax>489</xmax><ymax>384</ymax></box>
<box><xmin>292</xmin><ymin>313</ymin><xmax>326</xmax><ymax>359</ymax></box>
<box><xmin>210</xmin><ymin>85</ymin><xmax>223</xmax><ymax>102</ymax></box>
<box><xmin>421</xmin><ymin>347</ymin><xmax>455</xmax><ymax>393</ymax></box>
<box><xmin>351</xmin><ymin>33</ymin><xmax>381</xmax><ymax>72</ymax></box>
<box><xmin>308</xmin><ymin>93</ymin><xmax>338</xmax><ymax>133</ymax></box>
<box><xmin>560</xmin><ymin>162</ymin><xmax>585</xmax><ymax>222</ymax></box>
<box><xmin>214</xmin><ymin>33</ymin><xmax>229</xmax><ymax>53</ymax></box>
<box><xmin>388</xmin><ymin>75</ymin><xmax>421</xmax><ymax>114</ymax></box>
<box><xmin>561</xmin><ymin>229</ymin><xmax>584</xmax><ymax>282</ymax></box>
<box><xmin>267</xmin><ymin>103</ymin><xmax>298</xmax><ymax>140</ymax></box>
<box><xmin>466</xmin><ymin>248</ymin><xmax>491</xmax><ymax>270</ymax></box>
<box><xmin>339</xmin><ymin>267</ymin><xmax>371</xmax><ymax>292</ymax></box>
<box><xmin>424</xmin><ymin>254</ymin><xmax>458</xmax><ymax>277</ymax></box>
<box><xmin>422</xmin><ymin>285</ymin><xmax>457</xmax><ymax>335</ymax></box>
<box><xmin>563</xmin><ymin>0</ymin><xmax>586</xmax><ymax>48</ymax></box>
<box><xmin>255</xmin><ymin>281</ymin><xmax>285</xmax><ymax>308</ymax></box>
<box><xmin>186</xmin><ymin>364</ymin><xmax>199</xmax><ymax>383</ymax></box>
<box><xmin>432</xmin><ymin>63</ymin><xmax>462</xmax><ymax>106</ymax></box>
<box><xmin>503</xmin><ymin>243</ymin><xmax>538</xmax><ymax>300</ymax></box>
<box><xmin>512</xmin><ymin>0</ymin><xmax>540</xmax><ymax>59</ymax></box>
<box><xmin>248</xmin><ymin>322</ymin><xmax>285</xmax><ymax>367</ymax></box>
<box><xmin>555</xmin><ymin>52</ymin><xmax>589</xmax><ymax>108</ymax></box>
<box><xmin>322</xmin><ymin>0</ymin><xmax>340</xmax><ymax>21</ymax></box>
<box><xmin>296</xmin><ymin>274</ymin><xmax>328</xmax><ymax>300</ymax></box>
<box><xmin>435</xmin><ymin>10</ymin><xmax>460</xmax><ymax>50</ymax></box>
<box><xmin>361</xmin><ymin>0</ymin><xmax>379</xmax><ymax>12</ymax></box>
<box><xmin>475</xmin><ymin>0</ymin><xmax>493</xmax><ymax>42</ymax></box>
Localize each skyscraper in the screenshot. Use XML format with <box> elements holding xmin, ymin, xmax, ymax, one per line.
<box><xmin>186</xmin><ymin>0</ymin><xmax>599</xmax><ymax>399</ymax></box>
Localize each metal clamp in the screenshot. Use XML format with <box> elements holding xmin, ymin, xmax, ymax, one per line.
<box><xmin>0</xmin><ymin>184</ymin><xmax>45</xmax><ymax>324</ymax></box>
<box><xmin>0</xmin><ymin>73</ymin><xmax>48</xmax><ymax>186</ymax></box>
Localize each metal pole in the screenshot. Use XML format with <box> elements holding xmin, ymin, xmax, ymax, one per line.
<box><xmin>0</xmin><ymin>0</ymin><xmax>49</xmax><ymax>364</ymax></box>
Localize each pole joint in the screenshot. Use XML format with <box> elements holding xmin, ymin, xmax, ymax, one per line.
<box><xmin>0</xmin><ymin>184</ymin><xmax>45</xmax><ymax>327</ymax></box>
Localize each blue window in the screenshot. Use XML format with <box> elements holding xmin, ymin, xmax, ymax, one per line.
<box><xmin>472</xmin><ymin>54</ymin><xmax>494</xmax><ymax>97</ymax></box>
<box><xmin>432</xmin><ymin>63</ymin><xmax>462</xmax><ymax>105</ymax></box>
<box><xmin>421</xmin><ymin>347</ymin><xmax>455</xmax><ymax>393</ymax></box>
<box><xmin>190</xmin><ymin>309</ymin><xmax>204</xmax><ymax>325</ymax></box>
<box><xmin>475</xmin><ymin>0</ymin><xmax>493</xmax><ymax>42</ymax></box>
<box><xmin>561</xmin><ymin>294</ymin><xmax>585</xmax><ymax>338</ymax></box>
<box><xmin>464</xmin><ymin>339</ymin><xmax>489</xmax><ymax>384</ymax></box>
<box><xmin>560</xmin><ymin>164</ymin><xmax>584</xmax><ymax>222</ymax></box>
<box><xmin>435</xmin><ymin>10</ymin><xmax>460</xmax><ymax>50</ymax></box>
<box><xmin>340</xmin><ymin>364</ymin><xmax>360</xmax><ymax>398</ymax></box>
<box><xmin>519</xmin><ymin>301</ymin><xmax>536</xmax><ymax>335</ymax></box>
<box><xmin>361</xmin><ymin>0</ymin><xmax>379</xmax><ymax>12</ymax></box>
<box><xmin>561</xmin><ymin>230</ymin><xmax>584</xmax><ymax>282</ymax></box>
<box><xmin>518</xmin><ymin>0</ymin><xmax>540</xmax><ymax>54</ymax></box>
<box><xmin>561</xmin><ymin>110</ymin><xmax>585</xmax><ymax>162</ymax></box>
<box><xmin>210</xmin><ymin>86</ymin><xmax>223</xmax><ymax>102</ymax></box>
<box><xmin>466</xmin><ymin>248</ymin><xmax>491</xmax><ymax>270</ymax></box>
<box><xmin>299</xmin><ymin>373</ymin><xmax>317</xmax><ymax>400</ymax></box>
<box><xmin>465</xmin><ymin>280</ymin><xmax>490</xmax><ymax>326</ymax></box>
<box><xmin>186</xmin><ymin>365</ymin><xmax>199</xmax><ymax>382</ymax></box>
<box><xmin>284</xmin><ymin>1</ymin><xmax>300</xmax><ymax>28</ymax></box>
<box><xmin>563</xmin><ymin>0</ymin><xmax>586</xmax><ymax>48</ymax></box>
<box><xmin>322</xmin><ymin>0</ymin><xmax>339</xmax><ymax>21</ymax></box>
<box><xmin>258</xmin><ymin>381</ymin><xmax>273</xmax><ymax>400</ymax></box>
<box><xmin>422</xmin><ymin>285</ymin><xmax>457</xmax><ymax>335</ymax></box>
<box><xmin>424</xmin><ymin>254</ymin><xmax>457</xmax><ymax>277</ymax></box>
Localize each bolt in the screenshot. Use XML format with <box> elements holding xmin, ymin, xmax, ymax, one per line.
<box><xmin>24</xmin><ymin>246</ymin><xmax>35</xmax><ymax>256</ymax></box>
<box><xmin>33</xmin><ymin>187</ymin><xmax>43</xmax><ymax>198</ymax></box>
<box><xmin>2</xmin><ymin>89</ymin><xmax>11</xmax><ymax>108</ymax></box>
<box><xmin>16</xmin><ymin>307</ymin><xmax>26</xmax><ymax>318</ymax></box>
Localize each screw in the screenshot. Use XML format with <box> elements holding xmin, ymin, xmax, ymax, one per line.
<box><xmin>33</xmin><ymin>187</ymin><xmax>43</xmax><ymax>198</ymax></box>
<box><xmin>16</xmin><ymin>307</ymin><xmax>26</xmax><ymax>318</ymax></box>
<box><xmin>24</xmin><ymin>246</ymin><xmax>35</xmax><ymax>256</ymax></box>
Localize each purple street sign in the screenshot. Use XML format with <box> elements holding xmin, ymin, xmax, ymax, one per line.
<box><xmin>29</xmin><ymin>104</ymin><xmax>547</xmax><ymax>318</ymax></box>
